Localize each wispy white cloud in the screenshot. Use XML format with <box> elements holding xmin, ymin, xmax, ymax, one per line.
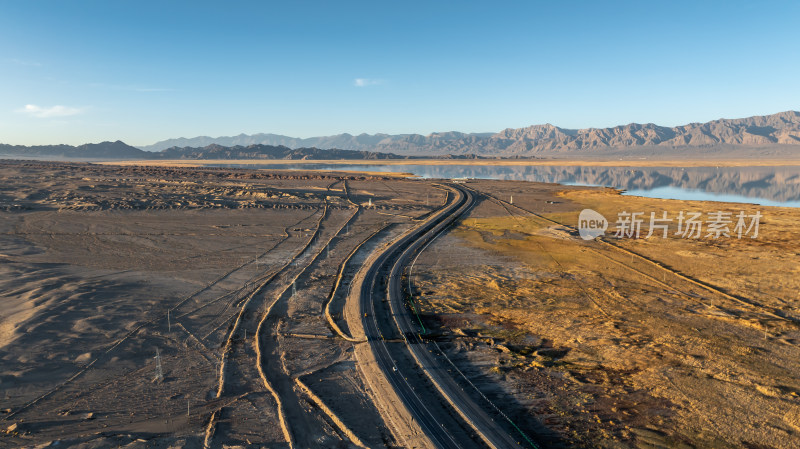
<box><xmin>133</xmin><ymin>87</ymin><xmax>173</xmax><ymax>92</ymax></box>
<box><xmin>354</xmin><ymin>78</ymin><xmax>384</xmax><ymax>87</ymax></box>
<box><xmin>17</xmin><ymin>104</ymin><xmax>84</xmax><ymax>118</ymax></box>
<box><xmin>6</xmin><ymin>58</ymin><xmax>42</xmax><ymax>67</ymax></box>
<box><xmin>89</xmin><ymin>82</ymin><xmax>174</xmax><ymax>92</ymax></box>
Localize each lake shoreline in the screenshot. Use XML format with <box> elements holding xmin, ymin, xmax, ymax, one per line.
<box><xmin>98</xmin><ymin>158</ymin><xmax>800</xmax><ymax>168</ymax></box>
<box><xmin>92</xmin><ymin>159</ymin><xmax>800</xmax><ymax>208</ymax></box>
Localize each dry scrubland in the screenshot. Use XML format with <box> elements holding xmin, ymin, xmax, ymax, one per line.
<box><xmin>412</xmin><ymin>179</ymin><xmax>800</xmax><ymax>448</ymax></box>
<box><xmin>1</xmin><ymin>160</ymin><xmax>798</xmax><ymax>449</ymax></box>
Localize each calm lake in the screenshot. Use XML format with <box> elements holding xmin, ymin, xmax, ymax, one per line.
<box><xmin>211</xmin><ymin>163</ymin><xmax>800</xmax><ymax>208</ymax></box>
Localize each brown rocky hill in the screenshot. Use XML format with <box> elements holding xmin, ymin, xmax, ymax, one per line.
<box><xmin>488</xmin><ymin>110</ymin><xmax>800</xmax><ymax>154</ymax></box>
<box><xmin>140</xmin><ymin>111</ymin><xmax>800</xmax><ymax>156</ymax></box>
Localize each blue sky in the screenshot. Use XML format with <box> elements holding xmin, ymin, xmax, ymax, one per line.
<box><xmin>1</xmin><ymin>0</ymin><xmax>798</xmax><ymax>146</ymax></box>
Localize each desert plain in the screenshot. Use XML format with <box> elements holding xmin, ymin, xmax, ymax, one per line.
<box><xmin>1</xmin><ymin>159</ymin><xmax>799</xmax><ymax>449</ymax></box>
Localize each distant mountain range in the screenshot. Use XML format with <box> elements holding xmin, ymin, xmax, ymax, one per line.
<box><xmin>2</xmin><ymin>111</ymin><xmax>798</xmax><ymax>160</ymax></box>
<box><xmin>0</xmin><ymin>142</ymin><xmax>433</xmax><ymax>160</ymax></box>
<box><xmin>0</xmin><ymin>140</ymin><xmax>148</xmax><ymax>159</ymax></box>
<box><xmin>150</xmin><ymin>144</ymin><xmax>474</xmax><ymax>160</ymax></box>
<box><xmin>138</xmin><ymin>111</ymin><xmax>800</xmax><ymax>156</ymax></box>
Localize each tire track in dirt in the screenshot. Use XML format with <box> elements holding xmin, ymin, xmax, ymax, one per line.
<box><xmin>205</xmin><ymin>179</ymin><xmax>361</xmax><ymax>446</ymax></box>
<box><xmin>2</xmin><ymin>209</ymin><xmax>320</xmax><ymax>422</ymax></box>
<box><xmin>254</xmin><ymin>205</ymin><xmax>362</xmax><ymax>448</ymax></box>
<box><xmin>203</xmin><ymin>203</ymin><xmax>330</xmax><ymax>448</ymax></box>
<box><xmin>323</xmin><ymin>218</ymin><xmax>390</xmax><ymax>342</ymax></box>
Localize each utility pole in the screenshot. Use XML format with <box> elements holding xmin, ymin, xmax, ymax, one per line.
<box><xmin>154</xmin><ymin>348</ymin><xmax>164</xmax><ymax>383</ymax></box>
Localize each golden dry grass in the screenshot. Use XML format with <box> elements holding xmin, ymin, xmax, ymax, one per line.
<box><xmin>414</xmin><ymin>186</ymin><xmax>800</xmax><ymax>448</ymax></box>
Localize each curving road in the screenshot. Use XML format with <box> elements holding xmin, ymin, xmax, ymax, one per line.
<box><xmin>358</xmin><ymin>183</ymin><xmax>532</xmax><ymax>449</ymax></box>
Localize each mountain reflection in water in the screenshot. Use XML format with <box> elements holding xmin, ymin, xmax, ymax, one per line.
<box><xmin>212</xmin><ymin>163</ymin><xmax>800</xmax><ymax>207</ymax></box>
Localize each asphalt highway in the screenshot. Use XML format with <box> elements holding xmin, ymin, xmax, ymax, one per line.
<box><xmin>359</xmin><ymin>183</ymin><xmax>532</xmax><ymax>449</ymax></box>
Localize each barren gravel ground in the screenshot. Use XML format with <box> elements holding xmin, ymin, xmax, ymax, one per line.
<box><xmin>0</xmin><ymin>161</ymin><xmax>444</xmax><ymax>448</ymax></box>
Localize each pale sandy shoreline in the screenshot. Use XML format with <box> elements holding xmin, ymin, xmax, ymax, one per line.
<box><xmin>97</xmin><ymin>158</ymin><xmax>800</xmax><ymax>168</ymax></box>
